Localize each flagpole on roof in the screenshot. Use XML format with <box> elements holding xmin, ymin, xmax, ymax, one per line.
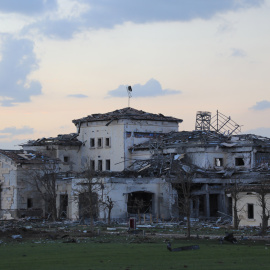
<box><xmin>127</xmin><ymin>86</ymin><xmax>132</xmax><ymax>107</ymax></box>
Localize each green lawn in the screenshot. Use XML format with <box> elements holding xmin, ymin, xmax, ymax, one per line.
<box><xmin>0</xmin><ymin>239</ymin><xmax>269</xmax><ymax>270</ymax></box>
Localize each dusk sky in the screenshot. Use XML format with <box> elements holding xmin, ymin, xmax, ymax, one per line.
<box><xmin>0</xmin><ymin>0</ymin><xmax>270</xmax><ymax>149</ymax></box>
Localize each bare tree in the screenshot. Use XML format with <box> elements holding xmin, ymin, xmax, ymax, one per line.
<box><xmin>73</xmin><ymin>168</ymin><xmax>103</xmax><ymax>231</ymax></box>
<box><xmin>99</xmin><ymin>196</ymin><xmax>114</xmax><ymax>225</ymax></box>
<box><xmin>30</xmin><ymin>162</ymin><xmax>60</xmax><ymax>221</ymax></box>
<box><xmin>173</xmin><ymin>165</ymin><xmax>195</xmax><ymax>238</ymax></box>
<box><xmin>256</xmin><ymin>180</ymin><xmax>270</xmax><ymax>235</ymax></box>
<box><xmin>230</xmin><ymin>179</ymin><xmax>244</xmax><ymax>229</ymax></box>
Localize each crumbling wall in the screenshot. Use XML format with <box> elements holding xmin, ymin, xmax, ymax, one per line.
<box><xmin>16</xmin><ymin>167</ymin><xmax>44</xmax><ymax>218</ymax></box>
<box><xmin>0</xmin><ymin>156</ymin><xmax>18</xmax><ymax>218</ymax></box>
<box><xmin>56</xmin><ymin>179</ymin><xmax>72</xmax><ymax>219</ymax></box>
<box><xmin>255</xmin><ymin>152</ymin><xmax>270</xmax><ymax>168</ymax></box>
<box><xmin>65</xmin><ymin>177</ymin><xmax>175</xmax><ymax>221</ymax></box>
<box><xmin>22</xmin><ymin>145</ymin><xmax>79</xmax><ymax>172</ymax></box>
<box><xmin>101</xmin><ymin>177</ymin><xmax>174</xmax><ymax>220</ymax></box>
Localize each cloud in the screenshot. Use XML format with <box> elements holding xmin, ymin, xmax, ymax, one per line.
<box><xmin>243</xmin><ymin>127</ymin><xmax>270</xmax><ymax>138</ymax></box>
<box><xmin>107</xmin><ymin>78</ymin><xmax>181</xmax><ymax>98</ymax></box>
<box><xmin>250</xmin><ymin>100</ymin><xmax>270</xmax><ymax>111</ymax></box>
<box><xmin>22</xmin><ymin>0</ymin><xmax>265</xmax><ymax>39</ymax></box>
<box><xmin>81</xmin><ymin>0</ymin><xmax>264</xmax><ymax>27</ymax></box>
<box><xmin>0</xmin><ymin>0</ymin><xmax>57</xmax><ymax>15</ymax></box>
<box><xmin>0</xmin><ymin>36</ymin><xmax>42</xmax><ymax>106</ymax></box>
<box><xmin>0</xmin><ymin>126</ymin><xmax>34</xmax><ymax>138</ymax></box>
<box><xmin>231</xmin><ymin>48</ymin><xmax>247</xmax><ymax>57</ymax></box>
<box><xmin>0</xmin><ymin>138</ymin><xmax>26</xmax><ymax>150</ymax></box>
<box><xmin>67</xmin><ymin>94</ymin><xmax>88</xmax><ymax>98</ymax></box>
<box><xmin>27</xmin><ymin>18</ymin><xmax>82</xmax><ymax>39</ymax></box>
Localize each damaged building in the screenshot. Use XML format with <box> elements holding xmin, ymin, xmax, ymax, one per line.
<box><xmin>0</xmin><ymin>150</ymin><xmax>60</xmax><ymax>219</ymax></box>
<box><xmin>1</xmin><ymin>108</ymin><xmax>270</xmax><ymax>226</ymax></box>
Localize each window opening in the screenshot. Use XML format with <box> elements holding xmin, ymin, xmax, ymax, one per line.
<box><xmin>98</xmin><ymin>160</ymin><xmax>102</xmax><ymax>171</ymax></box>
<box><xmin>247</xmin><ymin>203</ymin><xmax>254</xmax><ymax>219</ymax></box>
<box><xmin>105</xmin><ymin>137</ymin><xmax>110</xmax><ymax>147</ymax></box>
<box><xmin>106</xmin><ymin>159</ymin><xmax>111</xmax><ymax>170</ymax></box>
<box><xmin>97</xmin><ymin>138</ymin><xmax>103</xmax><ymax>148</ymax></box>
<box><xmin>215</xmin><ymin>158</ymin><xmax>223</xmax><ymax>167</ymax></box>
<box><xmin>235</xmin><ymin>158</ymin><xmax>245</xmax><ymax>166</ymax></box>
<box><xmin>90</xmin><ymin>160</ymin><xmax>95</xmax><ymax>171</ymax></box>
<box><xmin>27</xmin><ymin>198</ymin><xmax>33</xmax><ymax>209</ymax></box>
<box><xmin>90</xmin><ymin>138</ymin><xmax>95</xmax><ymax>148</ymax></box>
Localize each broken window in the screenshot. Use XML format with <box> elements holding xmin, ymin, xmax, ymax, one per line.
<box><xmin>127</xmin><ymin>191</ymin><xmax>153</xmax><ymax>214</ymax></box>
<box><xmin>215</xmin><ymin>158</ymin><xmax>223</xmax><ymax>167</ymax></box>
<box><xmin>97</xmin><ymin>138</ymin><xmax>103</xmax><ymax>148</ymax></box>
<box><xmin>27</xmin><ymin>198</ymin><xmax>33</xmax><ymax>209</ymax></box>
<box><xmin>90</xmin><ymin>160</ymin><xmax>95</xmax><ymax>171</ymax></box>
<box><xmin>90</xmin><ymin>138</ymin><xmax>95</xmax><ymax>148</ymax></box>
<box><xmin>235</xmin><ymin>158</ymin><xmax>245</xmax><ymax>166</ymax></box>
<box><xmin>98</xmin><ymin>160</ymin><xmax>102</xmax><ymax>171</ymax></box>
<box><xmin>64</xmin><ymin>156</ymin><xmax>69</xmax><ymax>163</ymax></box>
<box><xmin>247</xmin><ymin>203</ymin><xmax>254</xmax><ymax>219</ymax></box>
<box><xmin>106</xmin><ymin>159</ymin><xmax>110</xmax><ymax>171</ymax></box>
<box><xmin>105</xmin><ymin>137</ymin><xmax>111</xmax><ymax>147</ymax></box>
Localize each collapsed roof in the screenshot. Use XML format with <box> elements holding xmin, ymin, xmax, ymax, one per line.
<box><xmin>0</xmin><ymin>150</ymin><xmax>60</xmax><ymax>165</ymax></box>
<box><xmin>131</xmin><ymin>131</ymin><xmax>270</xmax><ymax>151</ymax></box>
<box><xmin>22</xmin><ymin>133</ymin><xmax>82</xmax><ymax>147</ymax></box>
<box><xmin>128</xmin><ymin>130</ymin><xmax>270</xmax><ymax>177</ymax></box>
<box><xmin>72</xmin><ymin>107</ymin><xmax>183</xmax><ymax>126</ymax></box>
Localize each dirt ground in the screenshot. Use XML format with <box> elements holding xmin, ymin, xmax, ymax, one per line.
<box><xmin>0</xmin><ymin>219</ymin><xmax>269</xmax><ymax>244</ymax></box>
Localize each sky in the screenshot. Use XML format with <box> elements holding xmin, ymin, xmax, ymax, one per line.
<box><xmin>0</xmin><ymin>0</ymin><xmax>270</xmax><ymax>149</ymax></box>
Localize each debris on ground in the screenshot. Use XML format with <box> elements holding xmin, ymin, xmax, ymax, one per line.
<box><xmin>220</xmin><ymin>232</ymin><xmax>237</xmax><ymax>244</ymax></box>
<box><xmin>167</xmin><ymin>242</ymin><xmax>200</xmax><ymax>252</ymax></box>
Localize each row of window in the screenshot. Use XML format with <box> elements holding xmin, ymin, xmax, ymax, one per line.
<box><xmin>215</xmin><ymin>157</ymin><xmax>245</xmax><ymax>167</ymax></box>
<box><xmin>90</xmin><ymin>159</ymin><xmax>111</xmax><ymax>171</ymax></box>
<box><xmin>90</xmin><ymin>137</ymin><xmax>111</xmax><ymax>148</ymax></box>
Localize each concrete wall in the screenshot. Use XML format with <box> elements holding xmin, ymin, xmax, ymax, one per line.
<box><xmin>0</xmin><ymin>155</ymin><xmax>44</xmax><ymax>219</ymax></box>
<box><xmin>77</xmin><ymin>119</ymin><xmax>178</xmax><ymax>172</ymax></box>
<box><xmin>56</xmin><ymin>177</ymin><xmax>177</xmax><ymax>221</ymax></box>
<box><xmin>232</xmin><ymin>192</ymin><xmax>270</xmax><ymax>227</ymax></box>
<box><xmin>22</xmin><ymin>145</ymin><xmax>80</xmax><ymax>172</ymax></box>
<box><xmin>185</xmin><ymin>146</ymin><xmax>253</xmax><ymax>170</ymax></box>
<box><xmin>0</xmin><ymin>156</ymin><xmax>18</xmax><ymax>218</ymax></box>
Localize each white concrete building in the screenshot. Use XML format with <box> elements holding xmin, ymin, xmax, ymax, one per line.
<box><xmin>71</xmin><ymin>107</ymin><xmax>182</xmax><ymax>171</ymax></box>
<box><xmin>16</xmin><ymin>107</ymin><xmax>182</xmax><ymax>221</ymax></box>
<box><xmin>2</xmin><ymin>107</ymin><xmax>270</xmax><ymax>225</ymax></box>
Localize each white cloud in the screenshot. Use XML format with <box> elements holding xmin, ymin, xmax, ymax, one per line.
<box><xmin>231</xmin><ymin>48</ymin><xmax>247</xmax><ymax>57</ymax></box>
<box><xmin>250</xmin><ymin>100</ymin><xmax>270</xmax><ymax>111</ymax></box>
<box><xmin>107</xmin><ymin>79</ymin><xmax>181</xmax><ymax>98</ymax></box>
<box><xmin>0</xmin><ymin>126</ymin><xmax>34</xmax><ymax>137</ymax></box>
<box><xmin>0</xmin><ymin>36</ymin><xmax>42</xmax><ymax>106</ymax></box>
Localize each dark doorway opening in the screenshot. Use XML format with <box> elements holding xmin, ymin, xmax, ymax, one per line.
<box><xmin>127</xmin><ymin>191</ymin><xmax>153</xmax><ymax>214</ymax></box>
<box><xmin>60</xmin><ymin>194</ymin><xmax>68</xmax><ymax>218</ymax></box>
<box><xmin>210</xmin><ymin>194</ymin><xmax>219</xmax><ymax>217</ymax></box>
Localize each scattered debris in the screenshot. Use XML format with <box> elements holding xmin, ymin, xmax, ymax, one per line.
<box><xmin>167</xmin><ymin>242</ymin><xmax>200</xmax><ymax>252</ymax></box>
<box><xmin>220</xmin><ymin>232</ymin><xmax>237</xmax><ymax>244</ymax></box>
<box><xmin>11</xmin><ymin>235</ymin><xmax>22</xmax><ymax>239</ymax></box>
<box><xmin>63</xmin><ymin>238</ymin><xmax>77</xmax><ymax>243</ymax></box>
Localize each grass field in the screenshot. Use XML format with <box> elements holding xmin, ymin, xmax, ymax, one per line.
<box><xmin>0</xmin><ymin>237</ymin><xmax>269</xmax><ymax>270</ymax></box>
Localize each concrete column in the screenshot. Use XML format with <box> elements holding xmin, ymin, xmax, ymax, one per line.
<box><xmin>218</xmin><ymin>192</ymin><xmax>225</xmax><ymax>213</ymax></box>
<box><xmin>205</xmin><ymin>184</ymin><xmax>210</xmax><ymax>217</ymax></box>
<box><xmin>190</xmin><ymin>199</ymin><xmax>194</xmax><ymax>217</ymax></box>
<box><xmin>195</xmin><ymin>197</ymin><xmax>200</xmax><ymax>218</ymax></box>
